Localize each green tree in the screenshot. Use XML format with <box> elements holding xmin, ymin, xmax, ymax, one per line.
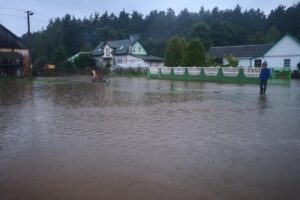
<box><xmin>74</xmin><ymin>53</ymin><xmax>94</xmax><ymax>68</ymax></box>
<box><xmin>225</xmin><ymin>54</ymin><xmax>239</xmax><ymax>67</ymax></box>
<box><xmin>164</xmin><ymin>37</ymin><xmax>185</xmax><ymax>66</ymax></box>
<box><xmin>51</xmin><ymin>44</ymin><xmax>67</xmax><ymax>67</ymax></box>
<box><xmin>23</xmin><ymin>4</ymin><xmax>300</xmax><ymax>67</ymax></box>
<box><xmin>265</xmin><ymin>25</ymin><xmax>281</xmax><ymax>43</ymax></box>
<box><xmin>191</xmin><ymin>22</ymin><xmax>212</xmax><ymax>49</ymax></box>
<box><xmin>183</xmin><ymin>38</ymin><xmax>206</xmax><ymax>66</ymax></box>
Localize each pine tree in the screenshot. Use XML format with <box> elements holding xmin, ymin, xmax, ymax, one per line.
<box><xmin>183</xmin><ymin>38</ymin><xmax>206</xmax><ymax>66</ymax></box>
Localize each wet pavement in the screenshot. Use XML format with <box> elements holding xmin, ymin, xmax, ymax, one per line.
<box><xmin>0</xmin><ymin>76</ymin><xmax>300</xmax><ymax>200</ymax></box>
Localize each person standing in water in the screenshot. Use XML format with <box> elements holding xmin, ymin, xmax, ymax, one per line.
<box><xmin>259</xmin><ymin>60</ymin><xmax>270</xmax><ymax>95</ymax></box>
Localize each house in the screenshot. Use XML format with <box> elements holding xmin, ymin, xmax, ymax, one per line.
<box><xmin>0</xmin><ymin>24</ymin><xmax>30</xmax><ymax>77</ymax></box>
<box><xmin>92</xmin><ymin>35</ymin><xmax>164</xmax><ymax>69</ymax></box>
<box><xmin>209</xmin><ymin>33</ymin><xmax>300</xmax><ymax>71</ymax></box>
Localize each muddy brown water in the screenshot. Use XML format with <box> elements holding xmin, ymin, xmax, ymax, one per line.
<box><xmin>0</xmin><ymin>76</ymin><xmax>300</xmax><ymax>200</ymax></box>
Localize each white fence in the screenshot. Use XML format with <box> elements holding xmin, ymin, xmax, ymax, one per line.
<box><xmin>203</xmin><ymin>67</ymin><xmax>219</xmax><ymax>76</ymax></box>
<box><xmin>244</xmin><ymin>68</ymin><xmax>261</xmax><ymax>78</ymax></box>
<box><xmin>222</xmin><ymin>67</ymin><xmax>239</xmax><ymax>77</ymax></box>
<box><xmin>161</xmin><ymin>67</ymin><xmax>171</xmax><ymax>75</ymax></box>
<box><xmin>148</xmin><ymin>67</ymin><xmax>263</xmax><ymax>78</ymax></box>
<box><xmin>173</xmin><ymin>67</ymin><xmax>185</xmax><ymax>75</ymax></box>
<box><xmin>188</xmin><ymin>67</ymin><xmax>201</xmax><ymax>76</ymax></box>
<box><xmin>149</xmin><ymin>67</ymin><xmax>159</xmax><ymax>75</ymax></box>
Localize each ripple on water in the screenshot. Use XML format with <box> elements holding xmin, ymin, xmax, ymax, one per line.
<box><xmin>1</xmin><ymin>77</ymin><xmax>300</xmax><ymax>200</ymax></box>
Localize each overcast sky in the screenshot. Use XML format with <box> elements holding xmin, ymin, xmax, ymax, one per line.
<box><xmin>0</xmin><ymin>0</ymin><xmax>298</xmax><ymax>36</ymax></box>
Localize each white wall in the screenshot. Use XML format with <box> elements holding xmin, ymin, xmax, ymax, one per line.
<box><xmin>265</xmin><ymin>35</ymin><xmax>300</xmax><ymax>56</ymax></box>
<box><xmin>115</xmin><ymin>55</ymin><xmax>164</xmax><ymax>68</ymax></box>
<box><xmin>264</xmin><ymin>35</ymin><xmax>300</xmax><ymax>70</ymax></box>
<box><xmin>114</xmin><ymin>55</ymin><xmax>127</xmax><ymax>64</ymax></box>
<box><xmin>238</xmin><ymin>58</ymin><xmax>251</xmax><ymax>68</ymax></box>
<box><xmin>264</xmin><ymin>56</ymin><xmax>300</xmax><ymax>70</ymax></box>
<box><xmin>125</xmin><ymin>55</ymin><xmax>148</xmax><ymax>67</ymax></box>
<box><xmin>103</xmin><ymin>44</ymin><xmax>113</xmax><ymax>57</ymax></box>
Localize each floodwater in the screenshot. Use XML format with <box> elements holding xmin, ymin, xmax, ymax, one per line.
<box><xmin>0</xmin><ymin>76</ymin><xmax>300</xmax><ymax>200</ymax></box>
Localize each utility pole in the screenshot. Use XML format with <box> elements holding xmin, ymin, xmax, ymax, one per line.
<box><xmin>25</xmin><ymin>10</ymin><xmax>34</xmax><ymax>76</ymax></box>
<box><xmin>25</xmin><ymin>10</ymin><xmax>34</xmax><ymax>34</ymax></box>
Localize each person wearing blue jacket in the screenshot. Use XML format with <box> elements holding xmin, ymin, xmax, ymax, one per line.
<box><xmin>259</xmin><ymin>61</ymin><xmax>270</xmax><ymax>95</ymax></box>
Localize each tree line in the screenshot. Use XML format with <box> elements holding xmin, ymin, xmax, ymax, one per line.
<box><xmin>23</xmin><ymin>3</ymin><xmax>300</xmax><ymax>68</ymax></box>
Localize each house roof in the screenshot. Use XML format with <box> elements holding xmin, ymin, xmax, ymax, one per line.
<box><xmin>264</xmin><ymin>33</ymin><xmax>300</xmax><ymax>56</ymax></box>
<box><xmin>68</xmin><ymin>51</ymin><xmax>90</xmax><ymax>61</ymax></box>
<box><xmin>208</xmin><ymin>43</ymin><xmax>274</xmax><ymax>58</ymax></box>
<box><xmin>0</xmin><ymin>52</ymin><xmax>23</xmax><ymax>59</ymax></box>
<box><xmin>131</xmin><ymin>54</ymin><xmax>164</xmax><ymax>62</ymax></box>
<box><xmin>0</xmin><ymin>24</ymin><xmax>28</xmax><ymax>49</ymax></box>
<box><xmin>92</xmin><ymin>35</ymin><xmax>141</xmax><ymax>56</ymax></box>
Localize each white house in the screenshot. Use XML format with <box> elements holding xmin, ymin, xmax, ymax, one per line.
<box><xmin>209</xmin><ymin>33</ymin><xmax>300</xmax><ymax>70</ymax></box>
<box><xmin>92</xmin><ymin>35</ymin><xmax>164</xmax><ymax>69</ymax></box>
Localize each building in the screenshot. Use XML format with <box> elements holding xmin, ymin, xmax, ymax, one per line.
<box><xmin>0</xmin><ymin>24</ymin><xmax>30</xmax><ymax>77</ymax></box>
<box><xmin>209</xmin><ymin>33</ymin><xmax>300</xmax><ymax>71</ymax></box>
<box><xmin>92</xmin><ymin>35</ymin><xmax>164</xmax><ymax>69</ymax></box>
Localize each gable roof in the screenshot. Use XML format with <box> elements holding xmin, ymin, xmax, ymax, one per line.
<box><xmin>282</xmin><ymin>33</ymin><xmax>300</xmax><ymax>45</ymax></box>
<box><xmin>209</xmin><ymin>43</ymin><xmax>274</xmax><ymax>58</ymax></box>
<box><xmin>92</xmin><ymin>35</ymin><xmax>141</xmax><ymax>56</ymax></box>
<box><xmin>264</xmin><ymin>33</ymin><xmax>300</xmax><ymax>56</ymax></box>
<box><xmin>107</xmin><ymin>39</ymin><xmax>131</xmax><ymax>55</ymax></box>
<box><xmin>68</xmin><ymin>51</ymin><xmax>90</xmax><ymax>62</ymax></box>
<box><xmin>0</xmin><ymin>24</ymin><xmax>28</xmax><ymax>49</ymax></box>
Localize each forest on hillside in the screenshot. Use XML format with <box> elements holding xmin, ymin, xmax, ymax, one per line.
<box><xmin>23</xmin><ymin>3</ymin><xmax>300</xmax><ymax>67</ymax></box>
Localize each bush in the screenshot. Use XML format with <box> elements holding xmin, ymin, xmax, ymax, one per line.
<box><xmin>74</xmin><ymin>53</ymin><xmax>94</xmax><ymax>68</ymax></box>
<box><xmin>224</xmin><ymin>54</ymin><xmax>239</xmax><ymax>67</ymax></box>
<box><xmin>63</xmin><ymin>60</ymin><xmax>74</xmax><ymax>69</ymax></box>
<box><xmin>273</xmin><ymin>69</ymin><xmax>291</xmax><ymax>79</ymax></box>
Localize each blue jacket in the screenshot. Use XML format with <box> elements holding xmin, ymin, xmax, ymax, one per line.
<box><xmin>260</xmin><ymin>68</ymin><xmax>270</xmax><ymax>81</ymax></box>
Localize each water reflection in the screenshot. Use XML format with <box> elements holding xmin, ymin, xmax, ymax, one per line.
<box><xmin>258</xmin><ymin>95</ymin><xmax>269</xmax><ymax>115</ymax></box>
<box><xmin>0</xmin><ymin>76</ymin><xmax>300</xmax><ymax>200</ymax></box>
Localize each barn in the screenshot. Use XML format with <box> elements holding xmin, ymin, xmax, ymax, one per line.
<box><xmin>0</xmin><ymin>24</ymin><xmax>30</xmax><ymax>77</ymax></box>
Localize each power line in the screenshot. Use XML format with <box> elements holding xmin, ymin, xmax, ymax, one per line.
<box><xmin>0</xmin><ymin>13</ymin><xmax>25</xmax><ymax>18</ymax></box>
<box><xmin>0</xmin><ymin>6</ymin><xmax>51</xmax><ymax>19</ymax></box>
<box><xmin>0</xmin><ymin>6</ymin><xmax>24</xmax><ymax>12</ymax></box>
<box><xmin>0</xmin><ymin>12</ymin><xmax>48</xmax><ymax>21</ymax></box>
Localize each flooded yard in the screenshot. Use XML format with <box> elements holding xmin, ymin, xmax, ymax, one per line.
<box><xmin>0</xmin><ymin>76</ymin><xmax>300</xmax><ymax>200</ymax></box>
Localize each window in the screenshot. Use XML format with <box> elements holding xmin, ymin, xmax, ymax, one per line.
<box><xmin>254</xmin><ymin>59</ymin><xmax>262</xmax><ymax>68</ymax></box>
<box><xmin>105</xmin><ymin>48</ymin><xmax>110</xmax><ymax>57</ymax></box>
<box><xmin>138</xmin><ymin>47</ymin><xmax>141</xmax><ymax>52</ymax></box>
<box><xmin>284</xmin><ymin>59</ymin><xmax>290</xmax><ymax>67</ymax></box>
<box><xmin>117</xmin><ymin>59</ymin><xmax>122</xmax><ymax>64</ymax></box>
<box><xmin>214</xmin><ymin>58</ymin><xmax>223</xmax><ymax>65</ymax></box>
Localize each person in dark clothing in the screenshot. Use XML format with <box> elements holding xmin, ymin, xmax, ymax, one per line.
<box><xmin>259</xmin><ymin>61</ymin><xmax>270</xmax><ymax>95</ymax></box>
